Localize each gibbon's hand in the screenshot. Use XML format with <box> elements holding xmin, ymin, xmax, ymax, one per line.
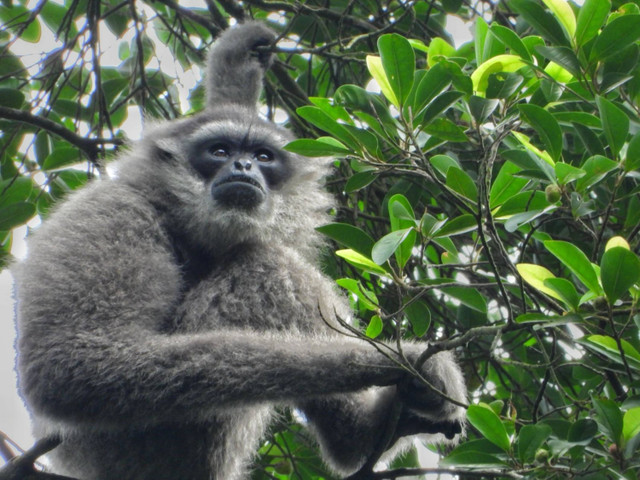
<box><xmin>396</xmin><ymin>349</ymin><xmax>466</xmax><ymax>437</ymax></box>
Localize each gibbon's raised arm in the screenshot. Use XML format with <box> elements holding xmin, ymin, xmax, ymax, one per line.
<box><xmin>206</xmin><ymin>21</ymin><xmax>276</xmax><ymax>109</ymax></box>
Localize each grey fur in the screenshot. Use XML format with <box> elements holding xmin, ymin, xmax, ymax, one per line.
<box><xmin>13</xmin><ymin>22</ymin><xmax>466</xmax><ymax>480</ymax></box>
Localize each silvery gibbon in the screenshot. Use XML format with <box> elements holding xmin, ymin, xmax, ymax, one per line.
<box><xmin>13</xmin><ymin>21</ymin><xmax>466</xmax><ymax>480</ymax></box>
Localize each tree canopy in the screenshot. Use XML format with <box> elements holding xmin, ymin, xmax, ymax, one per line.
<box><xmin>1</xmin><ymin>0</ymin><xmax>640</xmax><ymax>479</ymax></box>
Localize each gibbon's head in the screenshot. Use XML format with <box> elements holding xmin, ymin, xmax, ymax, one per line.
<box><xmin>119</xmin><ymin>22</ymin><xmax>332</xmax><ymax>258</ymax></box>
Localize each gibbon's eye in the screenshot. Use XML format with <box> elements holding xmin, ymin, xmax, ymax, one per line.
<box><xmin>254</xmin><ymin>149</ymin><xmax>274</xmax><ymax>163</ymax></box>
<box><xmin>208</xmin><ymin>144</ymin><xmax>230</xmax><ymax>158</ymax></box>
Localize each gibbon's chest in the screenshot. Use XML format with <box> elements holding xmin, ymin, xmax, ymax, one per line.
<box><xmin>173</xmin><ymin>246</ymin><xmax>329</xmax><ymax>333</ymax></box>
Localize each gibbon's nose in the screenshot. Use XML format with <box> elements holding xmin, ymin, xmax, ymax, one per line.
<box><xmin>233</xmin><ymin>159</ymin><xmax>252</xmax><ymax>171</ymax></box>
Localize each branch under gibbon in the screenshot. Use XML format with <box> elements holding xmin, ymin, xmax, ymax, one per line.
<box><xmin>0</xmin><ymin>435</ymin><xmax>77</xmax><ymax>480</ymax></box>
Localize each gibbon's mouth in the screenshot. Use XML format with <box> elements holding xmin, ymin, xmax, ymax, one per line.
<box><xmin>211</xmin><ymin>175</ymin><xmax>267</xmax><ymax>208</ymax></box>
<box><xmin>213</xmin><ymin>175</ymin><xmax>266</xmax><ymax>193</ymax></box>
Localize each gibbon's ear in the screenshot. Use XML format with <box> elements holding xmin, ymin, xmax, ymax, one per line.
<box><xmin>206</xmin><ymin>22</ymin><xmax>277</xmax><ymax>112</ymax></box>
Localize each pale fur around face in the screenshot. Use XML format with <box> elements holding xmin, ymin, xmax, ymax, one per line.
<box><xmin>13</xmin><ymin>21</ymin><xmax>467</xmax><ymax>480</ymax></box>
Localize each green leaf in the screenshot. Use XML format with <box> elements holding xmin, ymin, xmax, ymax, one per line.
<box><xmin>555</xmin><ymin>162</ymin><xmax>586</xmax><ymax>185</ymax></box>
<box><xmin>595</xmin><ymin>96</ymin><xmax>629</xmax><ymax>158</ymax></box>
<box><xmin>591</xmin><ymin>15</ymin><xmax>640</xmax><ymax>61</ymax></box>
<box><xmin>575</xmin><ymin>155</ymin><xmax>618</xmax><ymax>191</ymax></box>
<box><xmin>573</xmin><ymin>123</ymin><xmax>606</xmax><ymax>157</ymax></box>
<box><xmin>476</xmin><ymin>17</ymin><xmax>505</xmax><ymax>65</ymax></box>
<box><xmin>575</xmin><ymin>0</ymin><xmax>611</xmax><ymax>47</ymax></box>
<box><xmin>316</xmin><ymin>223</ymin><xmax>375</xmax><ymax>257</ymax></box>
<box><xmin>567</xmin><ymin>419</ymin><xmax>598</xmax><ymax>445</ymax></box>
<box><xmin>625</xmin><ymin>131</ymin><xmax>640</xmax><ymax>172</ymax></box>
<box><xmin>416</xmin><ymin>91</ymin><xmax>464</xmax><ymax>126</ymax></box>
<box><xmin>284</xmin><ymin>138</ymin><xmax>351</xmax><ymax>157</ymax></box>
<box><xmin>430</xmin><ymin>154</ymin><xmax>461</xmax><ymax>176</ymax></box>
<box><xmin>440</xmin><ymin>451</ymin><xmax>507</xmax><ymax>468</ymax></box>
<box><xmin>52</xmin><ymin>99</ymin><xmax>92</xmax><ymax>121</ymax></box>
<box><xmin>41</xmin><ymin>1</ymin><xmax>77</xmax><ymax>38</ymax></box>
<box><xmin>378</xmin><ymin>34</ymin><xmax>415</xmax><ymax>108</ymax></box>
<box><xmin>423</xmin><ymin>118</ymin><xmax>468</xmax><ymax>142</ymax></box>
<box><xmin>446</xmin><ymin>167</ymin><xmax>477</xmax><ymax>202</ymax></box>
<box><xmin>0</xmin><ymin>177</ymin><xmax>34</xmax><ymax>207</ymax></box>
<box><xmin>623</xmin><ymin>407</ymin><xmax>640</xmax><ymax>442</ymax></box>
<box><xmin>509</xmin><ymin>0</ymin><xmax>570</xmax><ymax>46</ymax></box>
<box><xmin>518</xmin><ymin>104</ymin><xmax>563</xmax><ymax>162</ymax></box>
<box><xmin>0</xmin><ymin>52</ymin><xmax>25</xmax><ymax>77</ymax></box>
<box><xmin>554</xmin><ymin>111</ymin><xmax>601</xmax><ymax>128</ymax></box>
<box><xmin>441</xmin><ymin>286</ymin><xmax>487</xmax><ymax>313</ymax></box>
<box><xmin>336</xmin><ymin>278</ymin><xmax>378</xmax><ymax>311</ymax></box>
<box><xmin>297</xmin><ymin>106</ymin><xmax>358</xmax><ymax>151</ymax></box>
<box><xmin>435</xmin><ymin>214</ymin><xmax>478</xmax><ymax>237</ymax></box>
<box><xmin>467</xmin><ymin>404</ymin><xmax>511</xmax><ymax>452</ymax></box>
<box><xmin>365</xmin><ymin>315</ymin><xmax>383</xmax><ymax>339</ymax></box>
<box><xmin>389</xmin><ymin>194</ymin><xmax>416</xmax><ymax>230</ymax></box>
<box><xmin>411</xmin><ymin>62</ymin><xmax>453</xmax><ymax>114</ymax></box>
<box><xmin>404</xmin><ymin>300</ymin><xmax>431</xmax><ymax>337</ymax></box>
<box><xmin>490</xmin><ymin>161</ymin><xmax>528</xmax><ymax>208</ymax></box>
<box><xmin>489</xmin><ymin>24</ymin><xmax>532</xmax><ymax>61</ymax></box>
<box><xmin>582</xmin><ymin>335</ymin><xmax>640</xmax><ymax>368</ymax></box>
<box><xmin>600</xmin><ymin>246</ymin><xmax>640</xmax><ymax>303</ymax></box>
<box><xmin>441</xmin><ymin>0</ymin><xmax>462</xmax><ymax>13</ymax></box>
<box><xmin>592</xmin><ymin>395</ymin><xmax>623</xmax><ymax>444</ymax></box>
<box><xmin>0</xmin><ymin>201</ymin><xmax>36</xmax><ymax>230</ymax></box>
<box><xmin>371</xmin><ymin>228</ymin><xmax>414</xmax><ymax>265</ymax></box>
<box><xmin>0</xmin><ymin>5</ymin><xmax>41</xmax><ymax>42</ymax></box>
<box><xmin>543</xmin><ymin>277</ymin><xmax>580</xmax><ymax>310</ymax></box>
<box><xmin>544</xmin><ymin>240</ymin><xmax>602</xmax><ymax>294</ymax></box>
<box><xmin>0</xmin><ymin>88</ymin><xmax>24</xmax><ymax>108</ymax></box>
<box><xmin>504</xmin><ymin>208</ymin><xmax>554</xmax><ymax>233</ymax></box>
<box><xmin>485</xmin><ymin>72</ymin><xmax>524</xmax><ymax>99</ymax></box>
<box><xmin>345</xmin><ymin>171</ymin><xmax>378</xmax><ymax>193</ymax></box>
<box><xmin>336</xmin><ymin>249</ymin><xmax>388</xmax><ymax>275</ymax></box>
<box><xmin>469</xmin><ymin>96</ymin><xmax>499</xmax><ymax>123</ymax></box>
<box><xmin>517</xmin><ymin>424</ymin><xmax>552</xmax><ymax>463</ymax></box>
<box><xmin>334</xmin><ymin>85</ymin><xmax>396</xmax><ymax>131</ymax></box>
<box><xmin>388</xmin><ymin>194</ymin><xmax>417</xmax><ymax>267</ymax></box>
<box><xmin>535</xmin><ymin>45</ymin><xmax>581</xmax><ymax>78</ymax></box>
<box><xmin>420</xmin><ymin>214</ymin><xmax>447</xmax><ymax>239</ymax></box>
<box><xmin>42</xmin><ymin>147</ymin><xmax>83</xmax><ymax>171</ymax></box>
<box><xmin>427</xmin><ymin>37</ymin><xmax>456</xmax><ymax>67</ymax></box>
<box><xmin>104</xmin><ymin>6</ymin><xmax>129</xmax><ymax>36</ymax></box>
<box><xmin>494</xmin><ymin>190</ymin><xmax>549</xmax><ymax>218</ymax></box>
<box><xmin>512</xmin><ymin>131</ymin><xmax>556</xmax><ymax>169</ymax></box>
<box><xmin>102</xmin><ymin>77</ymin><xmax>129</xmax><ymax>106</ymax></box>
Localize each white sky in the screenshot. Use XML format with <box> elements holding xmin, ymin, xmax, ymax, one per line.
<box><xmin>0</xmin><ymin>7</ymin><xmax>473</xmax><ymax>466</ymax></box>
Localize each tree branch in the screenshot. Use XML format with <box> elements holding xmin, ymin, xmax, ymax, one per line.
<box><xmin>0</xmin><ymin>106</ymin><xmax>123</xmax><ymax>162</ymax></box>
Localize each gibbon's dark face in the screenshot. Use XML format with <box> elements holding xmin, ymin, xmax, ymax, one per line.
<box><xmin>187</xmin><ymin>128</ymin><xmax>291</xmax><ymax>210</ymax></box>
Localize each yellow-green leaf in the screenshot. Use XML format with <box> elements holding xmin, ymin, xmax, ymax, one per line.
<box><xmin>336</xmin><ymin>249</ymin><xmax>388</xmax><ymax>275</ymax></box>
<box><xmin>517</xmin><ymin>264</ymin><xmax>565</xmax><ymax>302</ymax></box>
<box><xmin>541</xmin><ymin>0</ymin><xmax>576</xmax><ymax>39</ymax></box>
<box><xmin>471</xmin><ymin>55</ymin><xmax>528</xmax><ymax>97</ymax></box>
<box><xmin>623</xmin><ymin>407</ymin><xmax>640</xmax><ymax>442</ymax></box>
<box><xmin>605</xmin><ymin>236</ymin><xmax>631</xmax><ymax>251</ymax></box>
<box><xmin>366</xmin><ymin>55</ymin><xmax>399</xmax><ymax>108</ymax></box>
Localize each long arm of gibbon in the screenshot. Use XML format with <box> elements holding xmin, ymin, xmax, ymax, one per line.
<box><xmin>19</xmin><ymin>326</ymin><xmax>410</xmax><ymax>427</ymax></box>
